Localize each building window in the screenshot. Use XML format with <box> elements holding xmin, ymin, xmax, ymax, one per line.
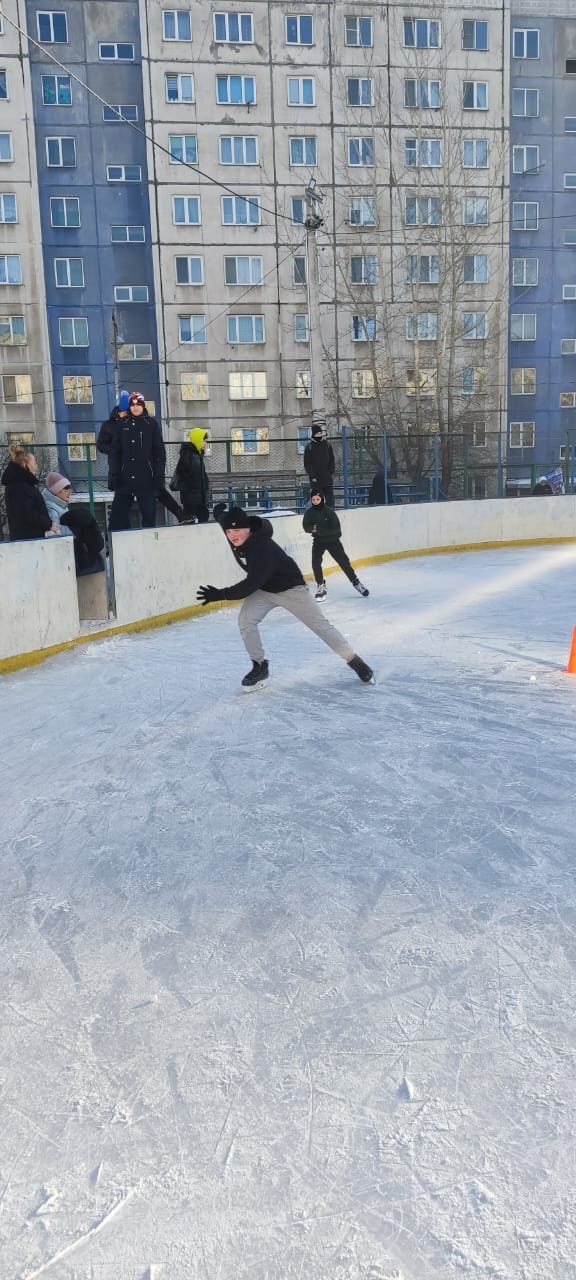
<box><xmin>511</xmin><ymin>313</ymin><xmax>536</xmax><ymax>341</ymax></box>
<box><xmin>349</xmin><ymin>197</ymin><xmax>375</xmax><ymax>226</ymax></box>
<box><xmin>0</xmin><ymin>133</ymin><xmax>13</xmax><ymax>162</ymax></box>
<box><xmin>296</xmin><ymin>370</ymin><xmax>311</xmax><ymax>398</ymax></box>
<box><xmin>470</xmin><ymin>475</ymin><xmax>486</xmax><ymax>499</ymax></box>
<box><xmin>54</xmin><ymin>257</ymin><xmax>84</xmax><ymax>287</ymax></box>
<box><xmin>37</xmin><ymin>12</ymin><xmax>68</xmax><ymax>42</ymax></box>
<box><xmin>513</xmin><ymin>28</ymin><xmax>539</xmax><ymax>58</ymax></box>
<box><xmin>50</xmin><ymin>196</ymin><xmax>80</xmax><ymax>227</ymax></box>
<box><xmin>567</xmin><ymin>59</ymin><xmax>576</xmax><ymax>73</ymax></box>
<box><xmin>216</xmin><ymin>75</ymin><xmax>255</xmax><ymax>105</ymax></box>
<box><xmin>352</xmin><ymin>370</ymin><xmax>376</xmax><ymax>397</ymax></box>
<box><xmin>178</xmin><ymin>314</ymin><xmax>206</xmax><ymax>343</ymax></box>
<box><xmin>3</xmin><ymin>374</ymin><xmax>32</xmax><ymax>403</ymax></box>
<box><xmin>513</xmin><ymin>88</ymin><xmax>539</xmax><ymax>117</ymax></box>
<box><xmin>103</xmin><ymin>104</ymin><xmax>138</xmax><ymax>122</ymax></box>
<box><xmin>461</xmin><ymin>366</ymin><xmax>485</xmax><ymax>395</ymax></box>
<box><xmin>221</xmin><ymin>195</ymin><xmax>260</xmax><ymax>224</ymax></box>
<box><xmin>560</xmin><ymin>338</ymin><xmax>576</xmax><ymax>355</ymax></box>
<box><xmin>58</xmin><ymin>316</ymin><xmax>88</xmax><ymax>347</ymax></box>
<box><xmin>63</xmin><ymin>377</ymin><xmax>93</xmax><ymax>404</ymax></box>
<box><xmin>404</xmin><ymin>79</ymin><xmax>441</xmax><ymax>108</ymax></box>
<box><xmin>0</xmin><ymin>254</ymin><xmax>22</xmax><ymax>284</ymax></box>
<box><xmin>345</xmin><ymin>16</ymin><xmax>372</xmax><ymax>46</ymax></box>
<box><xmin>463</xmin><ymin>139</ymin><xmax>488</xmax><ymax>168</ymax></box>
<box><xmin>403</xmin><ymin>18</ymin><xmax>440</xmax><ymax>48</ymax></box>
<box><xmin>227</xmin><ymin>314</ymin><xmax>265</xmax><ymax>342</ymax></box>
<box><xmin>462</xmin><ymin>197</ymin><xmax>488</xmax><ymax>226</ymax></box>
<box><xmin>117</xmin><ymin>343</ymin><xmax>153</xmax><ymax>360</ymax></box>
<box><xmin>463</xmin><ymin>254</ymin><xmax>488</xmax><ymax>284</ymax></box>
<box><xmin>348</xmin><ymin>137</ymin><xmax>374</xmax><ymax>166</ymax></box>
<box><xmin>219</xmin><ymin>135</ymin><xmax>258</xmax><ymax>164</ymax></box>
<box><xmin>406</xmin><ymin>254</ymin><xmax>440</xmax><ymax>284</ymax></box>
<box><xmin>462</xmin><ymin>20</ymin><xmax>488</xmax><ymax>50</ymax></box>
<box><xmin>561</xmin><ymin>391</ymin><xmax>576</xmax><ymax>407</ymax></box>
<box><xmin>513</xmin><ymin>145</ymin><xmax>539</xmax><ymax>174</ymax></box>
<box><xmin>352</xmin><ymin>314</ymin><xmax>376</xmax><ymax>341</ymax></box>
<box><xmin>462</xmin><ymin>82</ymin><xmax>488</xmax><ymax>110</ymax></box>
<box><xmin>290</xmin><ymin>137</ymin><xmax>317</xmax><ymax>166</ymax></box>
<box><xmin>287</xmin><ymin>77</ymin><xmax>315</xmax><ymax>106</ymax></box>
<box><xmin>66</xmin><ymin>432</ymin><xmax>96</xmax><ymax>461</ymax></box>
<box><xmin>172</xmin><ymin>195</ymin><xmax>201</xmax><ymax>224</ymax></box>
<box><xmin>406</xmin><ymin>313</ymin><xmax>437</xmax><ymax>340</ymax></box>
<box><xmin>175</xmin><ymin>255</ymin><xmax>204</xmax><ymax>284</ymax></box>
<box><xmin>510</xmin><ymin>368</ymin><xmax>536</xmax><ymax>394</ymax></box>
<box><xmin>347</xmin><ymin>78</ymin><xmax>373</xmax><ymax>106</ymax></box>
<box><xmin>562</xmin><ymin>284</ymin><xmax>576</xmax><ymax>300</ymax></box>
<box><xmin>463</xmin><ymin>312</ymin><xmax>487</xmax><ymax>340</ymax></box>
<box><xmin>564</xmin><ymin>174</ymin><xmax>576</xmax><ymax>189</ymax></box>
<box><xmin>229</xmin><ymin>371</ymin><xmax>267</xmax><ymax>399</ymax></box>
<box><xmin>294</xmin><ymin>314</ymin><xmax>309</xmax><ymax>342</ymax></box>
<box><xmin>41</xmin><ymin>74</ymin><xmax>71</xmax><ymax>105</ymax></box>
<box><xmin>405</xmin><ymin>137</ymin><xmax>441</xmax><ymax>167</ymax></box>
<box><xmin>470</xmin><ymin>421</ymin><xmax>486</xmax><ymax>447</ymax></box>
<box><xmin>213</xmin><ymin>12</ymin><xmax>253</xmax><ymax>42</ymax></box>
<box><xmin>565</xmin><ymin>118</ymin><xmax>576</xmax><ymax>132</ymax></box>
<box><xmin>350</xmin><ymin>254</ymin><xmax>377</xmax><ymax>285</ymax></box>
<box><xmin>564</xmin><ymin>230</ymin><xmax>576</xmax><ymax>245</ymax></box>
<box><xmin>509</xmin><ymin>420</ymin><xmax>535</xmax><ymax>447</ymax></box>
<box><xmin>181</xmin><ymin>372</ymin><xmax>209</xmax><ymax>400</ymax></box>
<box><xmin>406</xmin><ymin>368</ymin><xmax>437</xmax><ymax>396</ymax></box>
<box><xmin>293</xmin><ymin>256</ymin><xmax>307</xmax><ymax>284</ymax></box>
<box><xmin>224</xmin><ymin>255</ymin><xmax>263</xmax><ymax>285</ymax></box>
<box><xmin>162</xmin><ymin>10</ymin><xmax>192</xmax><ymax>39</ymax></box>
<box><xmin>512</xmin><ymin>202</ymin><xmax>539</xmax><ymax>231</ymax></box>
<box><xmin>291</xmin><ymin>197</ymin><xmax>304</xmax><ymax>224</ymax></box>
<box><xmin>512</xmin><ymin>257</ymin><xmax>540</xmax><ymax>285</ymax></box>
<box><xmin>110</xmin><ymin>225</ymin><xmax>145</xmax><ymax>242</ymax></box>
<box><xmin>0</xmin><ymin>194</ymin><xmax>17</xmax><ymax>223</ymax></box>
<box><xmin>107</xmin><ymin>164</ymin><xmax>141</xmax><ymax>182</ymax></box>
<box><xmin>0</xmin><ymin>71</ymin><xmax>8</xmax><ymax>100</ymax></box>
<box><xmin>169</xmin><ymin>134</ymin><xmax>197</xmax><ymax>164</ymax></box>
<box><xmin>405</xmin><ymin>196</ymin><xmax>441</xmax><ymax>226</ymax></box>
<box><xmin>165</xmin><ymin>73</ymin><xmax>194</xmax><ymax>102</ymax></box>
<box><xmin>114</xmin><ymin>285</ymin><xmax>149</xmax><ymax>302</ymax></box>
<box><xmin>0</xmin><ymin>315</ymin><xmax>26</xmax><ymax>344</ymax></box>
<box><xmin>231</xmin><ymin>427</ymin><xmax>269</xmax><ymax>455</ymax></box>
<box><xmin>99</xmin><ymin>43</ymin><xmax>135</xmax><ymax>60</ymax></box>
<box><xmin>286</xmin><ymin>15</ymin><xmax>313</xmax><ymax>44</ymax></box>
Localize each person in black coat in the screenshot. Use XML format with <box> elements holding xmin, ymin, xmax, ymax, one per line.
<box><xmin>368</xmin><ymin>469</ymin><xmax>392</xmax><ymax>506</ymax></box>
<box><xmin>100</xmin><ymin>395</ymin><xmax>183</xmax><ymax>524</ymax></box>
<box><xmin>108</xmin><ymin>391</ymin><xmax>167</xmax><ymax>531</ymax></box>
<box><xmin>172</xmin><ymin>428</ymin><xmax>210</xmax><ymax>523</ymax></box>
<box><xmin>61</xmin><ymin>503</ymin><xmax>106</xmax><ymax>575</ymax></box>
<box><xmin>196</xmin><ymin>505</ymin><xmax>374</xmax><ymax>688</ymax></box>
<box><xmin>303</xmin><ymin>427</ymin><xmax>336</xmax><ymax>507</ymax></box>
<box><xmin>1</xmin><ymin>446</ymin><xmax>55</xmax><ymax>541</ymax></box>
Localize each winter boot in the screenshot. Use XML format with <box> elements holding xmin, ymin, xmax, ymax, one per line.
<box><xmin>315</xmin><ymin>582</ymin><xmax>327</xmax><ymax>600</ymax></box>
<box><xmin>353</xmin><ymin>579</ymin><xmax>369</xmax><ymax>597</ymax></box>
<box><xmin>348</xmin><ymin>654</ymin><xmax>375</xmax><ymax>684</ymax></box>
<box><xmin>241</xmin><ymin>659</ymin><xmax>269</xmax><ymax>689</ymax></box>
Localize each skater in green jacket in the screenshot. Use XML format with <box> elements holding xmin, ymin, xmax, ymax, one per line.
<box><xmin>303</xmin><ymin>488</ymin><xmax>369</xmax><ymax>600</ymax></box>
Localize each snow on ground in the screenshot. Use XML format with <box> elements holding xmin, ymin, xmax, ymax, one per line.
<box><xmin>2</xmin><ymin>545</ymin><xmax>576</xmax><ymax>1280</ymax></box>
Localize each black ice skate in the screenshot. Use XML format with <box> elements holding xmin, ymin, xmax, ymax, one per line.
<box><xmin>241</xmin><ymin>660</ymin><xmax>269</xmax><ymax>689</ymax></box>
<box><xmin>315</xmin><ymin>582</ymin><xmax>327</xmax><ymax>600</ymax></box>
<box><xmin>348</xmin><ymin>654</ymin><xmax>375</xmax><ymax>684</ymax></box>
<box><xmin>353</xmin><ymin>579</ymin><xmax>369</xmax><ymax>597</ymax></box>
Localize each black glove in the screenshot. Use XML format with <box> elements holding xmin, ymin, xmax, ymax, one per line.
<box><xmin>197</xmin><ymin>585</ymin><xmax>223</xmax><ymax>606</ymax></box>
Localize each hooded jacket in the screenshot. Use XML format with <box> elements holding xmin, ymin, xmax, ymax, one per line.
<box><xmin>216</xmin><ymin>514</ymin><xmax>306</xmax><ymax>600</ymax></box>
<box><xmin>1</xmin><ymin>461</ymin><xmax>52</xmax><ymax>541</ymax></box>
<box><xmin>41</xmin><ymin>487</ymin><xmax>74</xmax><ymax>536</ymax></box>
<box><xmin>173</xmin><ymin>430</ymin><xmax>210</xmax><ymax>507</ymax></box>
<box><xmin>61</xmin><ymin>503</ymin><xmax>105</xmax><ymax>575</ymax></box>
<box><xmin>108</xmin><ymin>408</ymin><xmax>166</xmax><ymax>494</ymax></box>
<box><xmin>302</xmin><ymin>501</ymin><xmax>342</xmax><ymax>542</ymax></box>
<box><xmin>303</xmin><ymin>438</ymin><xmax>335</xmax><ymax>488</ymax></box>
<box><xmin>97</xmin><ymin>407</ymin><xmax>124</xmax><ymax>456</ymax></box>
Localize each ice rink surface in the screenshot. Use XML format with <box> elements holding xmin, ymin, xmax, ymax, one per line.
<box><xmin>2</xmin><ymin>545</ymin><xmax>576</xmax><ymax>1280</ymax></box>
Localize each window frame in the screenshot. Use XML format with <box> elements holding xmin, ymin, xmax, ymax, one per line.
<box><xmin>510</xmin><ymin>368</ymin><xmax>536</xmax><ymax>395</ymax></box>
<box><xmin>224</xmin><ymin>255</ymin><xmax>263</xmax><ymax>286</ymax></box>
<box><xmin>175</xmin><ymin>255</ymin><xmax>204</xmax><ymax>285</ymax></box>
<box><xmin>287</xmin><ymin>76</ymin><xmax>315</xmax><ymax>107</ymax></box>
<box><xmin>113</xmin><ymin>284</ymin><xmax>150</xmax><ymax>303</ymax></box>
<box><xmin>294</xmin><ymin>313</ymin><xmax>310</xmax><ymax>342</ymax></box>
<box><xmin>169</xmin><ymin>134</ymin><xmax>198</xmax><ymax>164</ymax></box>
<box><xmin>221</xmin><ymin>194</ymin><xmax>261</xmax><ymax>225</ymax></box>
<box><xmin>513</xmin><ymin>144</ymin><xmax>539</xmax><ymax>175</ymax></box>
<box><xmin>213</xmin><ymin>11</ymin><xmax>254</xmax><ymax>43</ymax></box>
<box><xmin>165</xmin><ymin>72</ymin><xmax>194</xmax><ymax>103</ymax></box>
<box><xmin>463</xmin><ymin>138</ymin><xmax>489</xmax><ymax>169</ymax></box>
<box><xmin>0</xmin><ymin>132</ymin><xmax>13</xmax><ymax>163</ymax></box>
<box><xmin>462</xmin><ymin>81</ymin><xmax>488</xmax><ymax>110</ymax></box>
<box><xmin>351</xmin><ymin>313</ymin><xmax>376</xmax><ymax>342</ymax></box>
<box><xmin>462</xmin><ymin>197</ymin><xmax>488</xmax><ymax>227</ymax></box>
<box><xmin>352</xmin><ymin>369</ymin><xmax>376</xmax><ymax>398</ymax></box>
<box><xmin>2</xmin><ymin>373</ymin><xmax>32</xmax><ymax>403</ymax></box>
<box><xmin>162</xmin><ymin>9</ymin><xmax>192</xmax><ymax>40</ymax></box>
<box><xmin>405</xmin><ymin>313</ymin><xmax>438</xmax><ymax>341</ymax></box>
<box><xmin>462</xmin><ymin>311</ymin><xmax>488</xmax><ymax>340</ymax></box>
<box><xmin>219</xmin><ymin>135</ymin><xmax>258</xmax><ymax>165</ymax></box>
<box><xmin>349</xmin><ymin>196</ymin><xmax>375</xmax><ymax>227</ymax></box>
<box><xmin>289</xmin><ymin>136</ymin><xmax>317</xmax><ymax>167</ymax></box>
<box><xmin>216</xmin><ymin>74</ymin><xmax>256</xmax><ymax>105</ymax></box>
<box><xmin>102</xmin><ymin>104</ymin><xmax>139</xmax><ymax>122</ymax></box>
<box><xmin>462</xmin><ymin>19</ymin><xmax>488</xmax><ymax>51</ymax></box>
<box><xmin>344</xmin><ymin>16</ymin><xmax>372</xmax><ymax>47</ymax></box>
<box><xmin>227</xmin><ymin>313</ymin><xmax>266</xmax><ymax>343</ymax></box>
<box><xmin>110</xmin><ymin>225</ymin><xmax>146</xmax><ymax>243</ymax></box>
<box><xmin>62</xmin><ymin>375</ymin><xmax>93</xmax><ymax>405</ymax></box>
<box><xmin>180</xmin><ymin>372</ymin><xmax>209</xmax><ymax>400</ymax></box>
<box><xmin>0</xmin><ymin>193</ymin><xmax>18</xmax><ymax>224</ymax></box>
<box><xmin>404</xmin><ymin>78</ymin><xmax>441</xmax><ymax>109</ymax></box>
<box><xmin>512</xmin><ymin>28</ymin><xmax>539</xmax><ymax>59</ymax></box>
<box><xmin>98</xmin><ymin>42</ymin><xmax>135</xmax><ymax>61</ymax></box>
<box><xmin>228</xmin><ymin>370</ymin><xmax>268</xmax><ymax>399</ymax></box>
<box><xmin>50</xmin><ymin>195</ymin><xmax>80</xmax><ymax>228</ymax></box>
<box><xmin>172</xmin><ymin>194</ymin><xmax>201</xmax><ymax>225</ymax></box>
<box><xmin>406</xmin><ymin>254</ymin><xmax>440</xmax><ymax>285</ymax></box>
<box><xmin>178</xmin><ymin>313</ymin><xmax>207</xmax><ymax>344</ymax></box>
<box><xmin>350</xmin><ymin>254</ymin><xmax>378</xmax><ymax>285</ymax></box>
<box><xmin>512</xmin><ymin>201</ymin><xmax>539</xmax><ymax>232</ymax></box>
<box><xmin>106</xmin><ymin>164</ymin><xmax>142</xmax><ymax>183</ymax></box>
<box><xmin>58</xmin><ymin>315</ymin><xmax>89</xmax><ymax>347</ymax></box>
<box><xmin>285</xmin><ymin>14</ymin><xmax>313</xmax><ymax>45</ymax></box>
<box><xmin>403</xmin><ymin>18</ymin><xmax>440</xmax><ymax>48</ymax></box>
<box><xmin>117</xmin><ymin>342</ymin><xmax>153</xmax><ymax>361</ymax></box>
<box><xmin>54</xmin><ymin>256</ymin><xmax>84</xmax><ymax>287</ymax></box>
<box><xmin>463</xmin><ymin>254</ymin><xmax>489</xmax><ymax>284</ymax></box>
<box><xmin>0</xmin><ymin>314</ymin><xmax>26</xmax><ymax>345</ymax></box>
<box><xmin>509</xmin><ymin>420</ymin><xmax>535</xmax><ymax>447</ymax></box>
<box><xmin>41</xmin><ymin>73</ymin><xmax>72</xmax><ymax>106</ymax></box>
<box><xmin>347</xmin><ymin>77</ymin><xmax>373</xmax><ymax>107</ymax></box>
<box><xmin>405</xmin><ymin>136</ymin><xmax>442</xmax><ymax>167</ymax></box>
<box><xmin>37</xmin><ymin>11</ymin><xmax>68</xmax><ymax>43</ymax></box>
<box><xmin>512</xmin><ymin>87</ymin><xmax>539</xmax><ymax>117</ymax></box>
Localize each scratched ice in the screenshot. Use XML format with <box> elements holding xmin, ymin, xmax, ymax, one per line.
<box><xmin>2</xmin><ymin>546</ymin><xmax>576</xmax><ymax>1280</ymax></box>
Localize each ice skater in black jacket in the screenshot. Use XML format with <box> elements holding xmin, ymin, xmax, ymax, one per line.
<box><xmin>197</xmin><ymin>505</ymin><xmax>374</xmax><ymax>687</ymax></box>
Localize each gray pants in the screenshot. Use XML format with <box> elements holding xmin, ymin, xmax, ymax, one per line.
<box><xmin>238</xmin><ymin>586</ymin><xmax>355</xmax><ymax>664</ymax></box>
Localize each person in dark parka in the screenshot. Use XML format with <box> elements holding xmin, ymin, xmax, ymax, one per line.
<box><xmin>171</xmin><ymin>428</ymin><xmax>211</xmax><ymax>523</ymax></box>
<box><xmin>107</xmin><ymin>391</ymin><xmax>167</xmax><ymax>531</ymax></box>
<box><xmin>1</xmin><ymin>445</ymin><xmax>54</xmax><ymax>541</ymax></box>
<box><xmin>303</xmin><ymin>426</ymin><xmax>336</xmax><ymax>507</ymax></box>
<box><xmin>303</xmin><ymin>487</ymin><xmax>369</xmax><ymax>599</ymax></box>
<box><xmin>100</xmin><ymin>394</ymin><xmax>183</xmax><ymax>524</ymax></box>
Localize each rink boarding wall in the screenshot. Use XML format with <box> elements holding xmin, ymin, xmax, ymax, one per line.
<box><xmin>1</xmin><ymin>496</ymin><xmax>576</xmax><ymax>672</ymax></box>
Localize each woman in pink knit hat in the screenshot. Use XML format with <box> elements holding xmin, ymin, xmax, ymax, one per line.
<box><xmin>41</xmin><ymin>471</ymin><xmax>73</xmax><ymax>535</ymax></box>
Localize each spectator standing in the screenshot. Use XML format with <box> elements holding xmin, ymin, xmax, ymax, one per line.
<box><xmin>1</xmin><ymin>446</ymin><xmax>55</xmax><ymax>541</ymax></box>
<box><xmin>303</xmin><ymin>427</ymin><xmax>336</xmax><ymax>507</ymax></box>
<box><xmin>108</xmin><ymin>392</ymin><xmax>166</xmax><ymax>532</ymax></box>
<box><xmin>99</xmin><ymin>392</ymin><xmax>183</xmax><ymax>524</ymax></box>
<box><xmin>171</xmin><ymin>428</ymin><xmax>210</xmax><ymax>523</ymax></box>
<box><xmin>303</xmin><ymin>487</ymin><xmax>369</xmax><ymax>599</ymax></box>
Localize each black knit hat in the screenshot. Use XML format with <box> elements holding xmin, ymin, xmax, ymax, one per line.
<box><xmin>220</xmin><ymin>505</ymin><xmax>252</xmax><ymax>530</ymax></box>
<box><xmin>311</xmin><ymin>426</ymin><xmax>323</xmax><ymax>439</ymax></box>
<box><xmin>310</xmin><ymin>486</ymin><xmax>325</xmax><ymax>503</ymax></box>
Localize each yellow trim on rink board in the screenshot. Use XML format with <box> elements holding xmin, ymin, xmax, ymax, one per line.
<box><xmin>1</xmin><ymin>534</ymin><xmax>575</xmax><ymax>675</ymax></box>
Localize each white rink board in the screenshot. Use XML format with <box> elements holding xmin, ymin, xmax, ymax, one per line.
<box><xmin>0</xmin><ymin>536</ymin><xmax>78</xmax><ymax>661</ymax></box>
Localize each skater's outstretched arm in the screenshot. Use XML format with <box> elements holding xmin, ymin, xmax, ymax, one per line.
<box><xmin>197</xmin><ymin>542</ymin><xmax>277</xmax><ymax>604</ymax></box>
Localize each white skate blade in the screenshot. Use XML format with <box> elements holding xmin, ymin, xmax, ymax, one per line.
<box><xmin>241</xmin><ymin>678</ymin><xmax>269</xmax><ymax>693</ymax></box>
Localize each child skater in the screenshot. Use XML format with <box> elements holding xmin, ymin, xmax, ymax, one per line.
<box><xmin>303</xmin><ymin>487</ymin><xmax>369</xmax><ymax>600</ymax></box>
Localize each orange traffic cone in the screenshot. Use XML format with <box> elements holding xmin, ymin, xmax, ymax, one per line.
<box><xmin>567</xmin><ymin>627</ymin><xmax>576</xmax><ymax>674</ymax></box>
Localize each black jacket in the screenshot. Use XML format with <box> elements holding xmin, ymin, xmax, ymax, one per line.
<box><xmin>108</xmin><ymin>411</ymin><xmax>166</xmax><ymax>495</ymax></box>
<box><xmin>173</xmin><ymin>442</ymin><xmax>210</xmax><ymax>507</ymax></box>
<box><xmin>219</xmin><ymin>516</ymin><xmax>306</xmax><ymax>600</ymax></box>
<box><xmin>97</xmin><ymin>408</ymin><xmax>123</xmax><ymax>456</ymax></box>
<box><xmin>1</xmin><ymin>461</ymin><xmax>52</xmax><ymax>541</ymax></box>
<box><xmin>61</xmin><ymin>503</ymin><xmax>105</xmax><ymax>575</ymax></box>
<box><xmin>303</xmin><ymin>439</ymin><xmax>335</xmax><ymax>488</ymax></box>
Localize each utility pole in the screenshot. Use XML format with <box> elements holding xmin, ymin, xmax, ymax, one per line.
<box><xmin>111</xmin><ymin>311</ymin><xmax>120</xmax><ymax>403</ymax></box>
<box><xmin>304</xmin><ymin>179</ymin><xmax>326</xmax><ymax>434</ymax></box>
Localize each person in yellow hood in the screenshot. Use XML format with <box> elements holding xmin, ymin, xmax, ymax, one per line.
<box><xmin>171</xmin><ymin>427</ymin><xmax>210</xmax><ymax>523</ymax></box>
